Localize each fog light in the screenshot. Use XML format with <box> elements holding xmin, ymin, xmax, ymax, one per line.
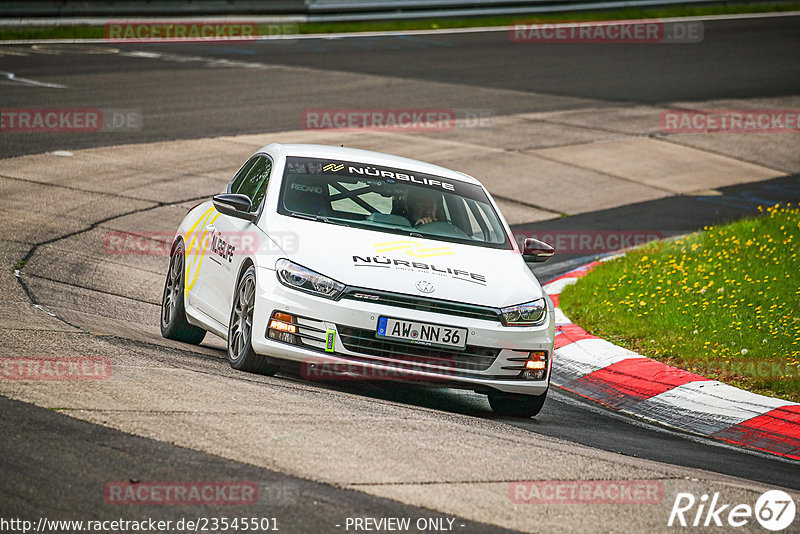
<box><xmin>269</xmin><ymin>320</ymin><xmax>296</xmax><ymax>334</ymax></box>
<box><xmin>268</xmin><ymin>311</ymin><xmax>298</xmax><ymax>344</ymax></box>
<box><xmin>521</xmin><ymin>350</ymin><xmax>548</xmax><ymax>380</ymax></box>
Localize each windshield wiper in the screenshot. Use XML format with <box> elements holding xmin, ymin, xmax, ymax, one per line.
<box><xmin>291</xmin><ymin>212</ymin><xmax>350</xmax><ymax>227</ymax></box>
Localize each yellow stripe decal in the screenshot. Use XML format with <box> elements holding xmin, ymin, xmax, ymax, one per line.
<box><xmin>183</xmin><ymin>206</ymin><xmax>218</xmax><ymax>297</ymax></box>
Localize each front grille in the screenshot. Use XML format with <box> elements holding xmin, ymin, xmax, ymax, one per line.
<box><xmin>341</xmin><ymin>288</ymin><xmax>501</xmax><ymax>323</ymax></box>
<box><xmin>337</xmin><ymin>325</ymin><xmax>499</xmax><ymax>372</ymax></box>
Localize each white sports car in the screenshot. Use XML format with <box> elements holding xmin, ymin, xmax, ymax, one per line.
<box><xmin>161</xmin><ymin>143</ymin><xmax>556</xmax><ymax>417</ymax></box>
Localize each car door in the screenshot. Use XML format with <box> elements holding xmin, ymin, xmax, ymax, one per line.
<box><xmin>201</xmin><ymin>154</ymin><xmax>273</xmax><ymax>326</ymax></box>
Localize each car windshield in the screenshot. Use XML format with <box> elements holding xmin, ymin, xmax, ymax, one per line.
<box><xmin>278</xmin><ymin>156</ymin><xmax>512</xmax><ymax>250</ymax></box>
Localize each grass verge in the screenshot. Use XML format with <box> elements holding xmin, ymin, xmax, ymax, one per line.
<box><xmin>559</xmin><ymin>205</ymin><xmax>800</xmax><ymax>402</ymax></box>
<box><xmin>1</xmin><ymin>2</ymin><xmax>799</xmax><ymax>41</ymax></box>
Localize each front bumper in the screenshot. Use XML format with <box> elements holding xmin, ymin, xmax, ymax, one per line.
<box><xmin>251</xmin><ymin>267</ymin><xmax>554</xmax><ymax>396</ymax></box>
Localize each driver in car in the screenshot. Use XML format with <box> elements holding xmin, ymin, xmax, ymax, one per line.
<box><xmin>407</xmin><ymin>188</ymin><xmax>439</xmax><ymax>227</ymax></box>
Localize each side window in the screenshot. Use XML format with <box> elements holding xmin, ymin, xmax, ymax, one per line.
<box><xmin>230</xmin><ymin>156</ymin><xmax>272</xmax><ymax>212</ymax></box>
<box><xmin>229</xmin><ymin>157</ymin><xmax>258</xmax><ymax>194</ymax></box>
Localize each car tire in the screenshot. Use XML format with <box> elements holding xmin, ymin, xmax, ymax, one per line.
<box><xmin>227</xmin><ymin>266</ymin><xmax>278</xmax><ymax>376</ymax></box>
<box><xmin>488</xmin><ymin>390</ymin><xmax>547</xmax><ymax>418</ymax></box>
<box><xmin>161</xmin><ymin>240</ymin><xmax>206</xmax><ymax>345</ymax></box>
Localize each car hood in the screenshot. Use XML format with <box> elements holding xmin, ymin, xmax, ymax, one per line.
<box><xmin>267</xmin><ymin>216</ymin><xmax>545</xmax><ymax>308</ymax></box>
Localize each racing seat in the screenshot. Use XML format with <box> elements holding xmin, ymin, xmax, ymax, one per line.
<box><xmin>282</xmin><ymin>175</ymin><xmax>331</xmax><ymax>217</ymax></box>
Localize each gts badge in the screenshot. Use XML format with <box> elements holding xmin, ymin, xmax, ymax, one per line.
<box><xmin>210</xmin><ymin>231</ymin><xmax>235</xmax><ymax>263</ymax></box>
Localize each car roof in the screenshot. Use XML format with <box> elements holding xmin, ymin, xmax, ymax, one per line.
<box><xmin>258</xmin><ymin>143</ymin><xmax>481</xmax><ymax>186</ymax></box>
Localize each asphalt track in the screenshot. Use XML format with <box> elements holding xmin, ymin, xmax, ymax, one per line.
<box><xmin>0</xmin><ymin>15</ymin><xmax>799</xmax><ymax>157</ymax></box>
<box><xmin>1</xmin><ymin>14</ymin><xmax>800</xmax><ymax>532</ymax></box>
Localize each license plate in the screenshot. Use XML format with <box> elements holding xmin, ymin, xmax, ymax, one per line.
<box><xmin>376</xmin><ymin>317</ymin><xmax>467</xmax><ymax>350</ymax></box>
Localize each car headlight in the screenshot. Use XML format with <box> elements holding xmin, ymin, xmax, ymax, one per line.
<box><xmin>276</xmin><ymin>259</ymin><xmax>344</xmax><ymax>300</ymax></box>
<box><xmin>500</xmin><ymin>298</ymin><xmax>547</xmax><ymax>326</ymax></box>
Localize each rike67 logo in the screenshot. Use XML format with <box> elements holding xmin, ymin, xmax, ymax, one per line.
<box><xmin>668</xmin><ymin>490</ymin><xmax>796</xmax><ymax>531</ymax></box>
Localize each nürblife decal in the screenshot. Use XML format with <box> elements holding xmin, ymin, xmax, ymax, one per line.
<box><xmin>352</xmin><ymin>253</ymin><xmax>487</xmax><ymax>286</ymax></box>
<box><xmin>285</xmin><ymin>156</ymin><xmax>488</xmax><ymax>199</ymax></box>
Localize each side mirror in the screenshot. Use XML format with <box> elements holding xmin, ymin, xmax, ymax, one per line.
<box><xmin>522</xmin><ymin>238</ymin><xmax>555</xmax><ymax>263</ymax></box>
<box><xmin>213</xmin><ymin>194</ymin><xmax>256</xmax><ymax>222</ymax></box>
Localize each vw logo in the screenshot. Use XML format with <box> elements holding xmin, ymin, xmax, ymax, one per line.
<box><xmin>415</xmin><ymin>280</ymin><xmax>435</xmax><ymax>294</ymax></box>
